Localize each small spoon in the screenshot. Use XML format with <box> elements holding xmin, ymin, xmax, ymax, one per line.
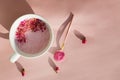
<box><xmin>54</xmin><ymin>14</ymin><xmax>73</xmax><ymax>62</ymax></box>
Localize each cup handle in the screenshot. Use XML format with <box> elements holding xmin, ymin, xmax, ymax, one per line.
<box><xmin>10</xmin><ymin>53</ymin><xmax>20</xmax><ymax>63</ymax></box>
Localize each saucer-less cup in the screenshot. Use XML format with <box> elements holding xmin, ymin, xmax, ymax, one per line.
<box><xmin>9</xmin><ymin>14</ymin><xmax>53</xmax><ymax>63</ymax></box>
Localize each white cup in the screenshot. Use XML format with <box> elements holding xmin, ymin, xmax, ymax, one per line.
<box><xmin>9</xmin><ymin>14</ymin><xmax>54</xmax><ymax>63</ymax></box>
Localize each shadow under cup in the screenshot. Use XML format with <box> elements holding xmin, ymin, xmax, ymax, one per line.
<box><xmin>10</xmin><ymin>14</ymin><xmax>53</xmax><ymax>60</ymax></box>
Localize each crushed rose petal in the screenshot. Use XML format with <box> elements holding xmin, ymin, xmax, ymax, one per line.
<box><xmin>15</xmin><ymin>18</ymin><xmax>47</xmax><ymax>43</ymax></box>
<box><xmin>20</xmin><ymin>20</ymin><xmax>26</xmax><ymax>26</ymax></box>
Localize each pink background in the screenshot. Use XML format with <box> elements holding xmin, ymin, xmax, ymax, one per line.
<box><xmin>0</xmin><ymin>0</ymin><xmax>120</xmax><ymax>80</ymax></box>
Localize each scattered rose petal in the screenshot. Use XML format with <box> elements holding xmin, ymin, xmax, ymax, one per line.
<box><xmin>54</xmin><ymin>50</ymin><xmax>65</xmax><ymax>62</ymax></box>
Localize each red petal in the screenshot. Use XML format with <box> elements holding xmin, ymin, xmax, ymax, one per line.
<box><xmin>82</xmin><ymin>39</ymin><xmax>86</xmax><ymax>44</ymax></box>
<box><xmin>55</xmin><ymin>67</ymin><xmax>60</xmax><ymax>73</ymax></box>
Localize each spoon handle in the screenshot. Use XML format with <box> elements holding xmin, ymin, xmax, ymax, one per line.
<box><xmin>60</xmin><ymin>15</ymin><xmax>73</xmax><ymax>50</ymax></box>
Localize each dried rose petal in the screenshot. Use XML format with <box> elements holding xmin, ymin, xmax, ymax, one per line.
<box><xmin>20</xmin><ymin>20</ymin><xmax>26</xmax><ymax>26</ymax></box>
<box><xmin>15</xmin><ymin>18</ymin><xmax>47</xmax><ymax>43</ymax></box>
<box><xmin>16</xmin><ymin>31</ymin><xmax>26</xmax><ymax>43</ymax></box>
<box><xmin>54</xmin><ymin>50</ymin><xmax>65</xmax><ymax>62</ymax></box>
<box><xmin>44</xmin><ymin>26</ymin><xmax>46</xmax><ymax>30</ymax></box>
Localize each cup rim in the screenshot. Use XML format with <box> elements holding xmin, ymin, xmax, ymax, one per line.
<box><xmin>9</xmin><ymin>14</ymin><xmax>54</xmax><ymax>58</ymax></box>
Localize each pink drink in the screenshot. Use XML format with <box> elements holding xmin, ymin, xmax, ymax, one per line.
<box><xmin>15</xmin><ymin>18</ymin><xmax>50</xmax><ymax>54</ymax></box>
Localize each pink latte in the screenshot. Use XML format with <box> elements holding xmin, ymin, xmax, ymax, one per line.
<box><xmin>15</xmin><ymin>18</ymin><xmax>50</xmax><ymax>54</ymax></box>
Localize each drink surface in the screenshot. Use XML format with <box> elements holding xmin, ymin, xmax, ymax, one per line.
<box><xmin>15</xmin><ymin>18</ymin><xmax>50</xmax><ymax>54</ymax></box>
